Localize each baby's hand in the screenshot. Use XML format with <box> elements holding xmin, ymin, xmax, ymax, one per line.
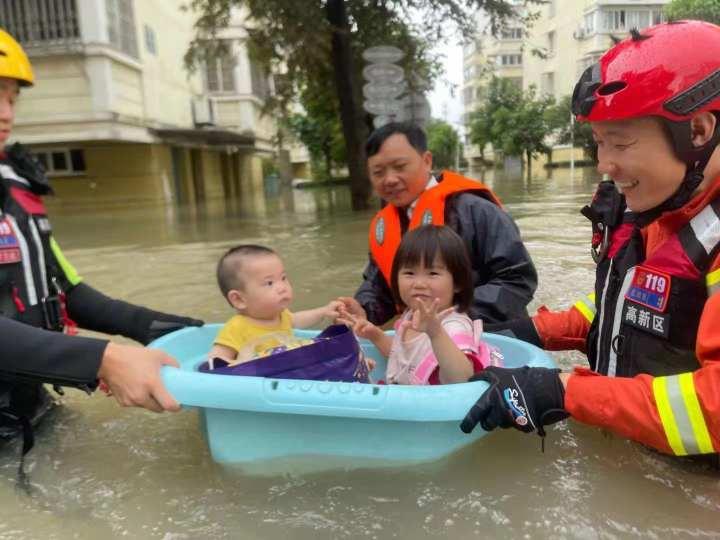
<box><xmin>411</xmin><ymin>298</ymin><xmax>453</xmax><ymax>338</ymax></box>
<box><xmin>338</xmin><ymin>312</ymin><xmax>382</xmax><ymax>341</ymax></box>
<box><xmin>324</xmin><ymin>300</ymin><xmax>343</xmax><ymax>321</ymax></box>
<box><xmin>336</xmin><ymin>296</ymin><xmax>367</xmax><ymax>321</ymax></box>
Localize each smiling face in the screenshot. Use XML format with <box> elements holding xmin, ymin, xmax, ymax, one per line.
<box><xmin>367</xmin><ymin>133</ymin><xmax>433</xmax><ymax>208</ymax></box>
<box><xmin>396</xmin><ymin>256</ymin><xmax>456</xmax><ymax>312</ymax></box>
<box><xmin>592</xmin><ymin>116</ymin><xmax>686</xmax><ymax>212</ymax></box>
<box><xmin>0</xmin><ymin>77</ymin><xmax>18</xmax><ymax>151</ymax></box>
<box><xmin>228</xmin><ymin>253</ymin><xmax>293</xmax><ymax>321</ymax></box>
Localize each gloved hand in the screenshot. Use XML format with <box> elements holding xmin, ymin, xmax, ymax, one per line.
<box><xmin>143</xmin><ymin>313</ymin><xmax>204</xmax><ymax>344</ymax></box>
<box><xmin>460</xmin><ymin>366</ymin><xmax>568</xmax><ymax>440</ymax></box>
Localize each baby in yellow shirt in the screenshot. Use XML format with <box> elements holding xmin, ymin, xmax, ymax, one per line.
<box><xmin>209</xmin><ymin>244</ymin><xmax>342</xmax><ymax>366</ymax></box>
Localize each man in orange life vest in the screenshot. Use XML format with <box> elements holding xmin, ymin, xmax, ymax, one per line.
<box><xmin>461</xmin><ymin>21</ymin><xmax>720</xmax><ymax>458</ymax></box>
<box><xmin>339</xmin><ymin>122</ymin><xmax>538</xmax><ymax>326</ymax></box>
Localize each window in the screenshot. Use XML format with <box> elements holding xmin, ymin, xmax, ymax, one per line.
<box><xmin>584</xmin><ymin>12</ymin><xmax>595</xmax><ymax>34</ymax></box>
<box><xmin>547</xmin><ymin>31</ymin><xmax>555</xmax><ymax>55</ymax></box>
<box><xmin>578</xmin><ymin>54</ymin><xmax>603</xmax><ymax>77</ymax></box>
<box><xmin>33</xmin><ymin>148</ymin><xmax>86</xmax><ymax>176</ymax></box>
<box><xmin>205</xmin><ymin>46</ymin><xmax>236</xmax><ymax>93</ymax></box>
<box><xmin>0</xmin><ymin>0</ymin><xmax>80</xmax><ymax>44</ymax></box>
<box><xmin>250</xmin><ymin>60</ymin><xmax>270</xmax><ymax>100</ymax></box>
<box><xmin>603</xmin><ymin>10</ymin><xmax>626</xmax><ymax>31</ymax></box>
<box><xmin>107</xmin><ymin>0</ymin><xmax>138</xmax><ymax>57</ymax></box>
<box><xmin>627</xmin><ymin>10</ymin><xmax>650</xmax><ymax>29</ymax></box>
<box><xmin>541</xmin><ymin>72</ymin><xmax>555</xmax><ymax>96</ymax></box>
<box><xmin>501</xmin><ymin>28</ymin><xmax>523</xmax><ymax>40</ymax></box>
<box><xmin>498</xmin><ymin>54</ymin><xmax>522</xmax><ymax>66</ymax></box>
<box><xmin>463</xmin><ymin>87</ymin><xmax>474</xmax><ymax>105</ymax></box>
<box><xmin>144</xmin><ymin>24</ymin><xmax>157</xmax><ymax>55</ymax></box>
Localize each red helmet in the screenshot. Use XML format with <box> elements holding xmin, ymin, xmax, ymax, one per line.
<box><xmin>572</xmin><ymin>20</ymin><xmax>720</xmax><ymax>123</ymax></box>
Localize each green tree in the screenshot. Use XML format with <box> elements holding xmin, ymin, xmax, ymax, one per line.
<box><xmin>493</xmin><ymin>86</ymin><xmax>554</xmax><ymax>179</ymax></box>
<box><xmin>285</xmin><ymin>79</ymin><xmax>346</xmax><ymax>181</ymax></box>
<box><xmin>665</xmin><ymin>0</ymin><xmax>720</xmax><ymax>24</ymax></box>
<box><xmin>468</xmin><ymin>79</ymin><xmax>554</xmax><ymax>178</ymax></box>
<box><xmin>468</xmin><ymin>77</ymin><xmax>523</xmax><ymax>162</ymax></box>
<box><xmin>545</xmin><ymin>95</ymin><xmax>596</xmax><ymax>159</ymax></box>
<box><xmin>426</xmin><ymin>119</ymin><xmax>460</xmax><ymax>170</ymax></box>
<box><xmin>185</xmin><ymin>0</ymin><xmax>545</xmax><ymax>209</ymax></box>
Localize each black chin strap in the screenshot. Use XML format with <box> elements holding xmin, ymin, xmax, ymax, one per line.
<box><xmin>642</xmin><ymin>116</ymin><xmax>720</xmax><ymax>224</ymax></box>
<box><xmin>634</xmin><ymin>155</ymin><xmax>714</xmax><ymax>228</ymax></box>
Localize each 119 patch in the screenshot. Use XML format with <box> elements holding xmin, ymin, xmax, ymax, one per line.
<box><xmin>0</xmin><ymin>218</ymin><xmax>21</xmax><ymax>264</ymax></box>
<box><xmin>625</xmin><ymin>266</ymin><xmax>671</xmax><ymax>312</ymax></box>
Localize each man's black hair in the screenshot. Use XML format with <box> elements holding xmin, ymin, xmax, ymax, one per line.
<box><xmin>216</xmin><ymin>244</ymin><xmax>277</xmax><ymax>299</ymax></box>
<box><xmin>365</xmin><ymin>122</ymin><xmax>427</xmax><ymax>158</ymax></box>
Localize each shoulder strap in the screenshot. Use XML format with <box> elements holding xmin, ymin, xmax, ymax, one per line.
<box><xmin>677</xmin><ymin>196</ymin><xmax>720</xmax><ymax>272</ymax></box>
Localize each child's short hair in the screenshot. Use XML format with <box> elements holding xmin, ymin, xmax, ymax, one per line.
<box><xmin>390</xmin><ymin>225</ymin><xmax>473</xmax><ymax>312</ymax></box>
<box><xmin>216</xmin><ymin>244</ymin><xmax>277</xmax><ymax>298</ymax></box>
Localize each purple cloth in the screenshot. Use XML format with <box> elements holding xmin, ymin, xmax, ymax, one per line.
<box><xmin>199</xmin><ymin>324</ymin><xmax>369</xmax><ymax>383</ymax></box>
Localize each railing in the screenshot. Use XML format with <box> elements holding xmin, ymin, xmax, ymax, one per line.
<box><xmin>0</xmin><ymin>0</ymin><xmax>80</xmax><ymax>46</ymax></box>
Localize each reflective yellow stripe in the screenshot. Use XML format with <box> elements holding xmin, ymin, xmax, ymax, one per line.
<box><xmin>653</xmin><ymin>374</ymin><xmax>715</xmax><ymax>456</ymax></box>
<box><xmin>653</xmin><ymin>377</ymin><xmax>687</xmax><ymax>456</ymax></box>
<box><xmin>573</xmin><ymin>293</ymin><xmax>596</xmax><ymax>323</ymax></box>
<box><xmin>50</xmin><ymin>237</ymin><xmax>82</xmax><ymax>286</ymax></box>
<box><xmin>678</xmin><ymin>373</ymin><xmax>714</xmax><ymax>454</ymax></box>
<box><xmin>707</xmin><ymin>268</ymin><xmax>720</xmax><ymax>296</ymax></box>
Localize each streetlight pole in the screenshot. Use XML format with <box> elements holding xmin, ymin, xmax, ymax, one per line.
<box><xmin>570</xmin><ymin>111</ymin><xmax>575</xmax><ymax>180</ymax></box>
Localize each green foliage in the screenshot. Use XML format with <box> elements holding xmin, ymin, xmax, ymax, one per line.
<box><xmin>665</xmin><ymin>0</ymin><xmax>720</xmax><ymax>24</ymax></box>
<box><xmin>492</xmin><ymin>85</ymin><xmax>554</xmax><ymax>160</ymax></box>
<box><xmin>285</xmin><ymin>80</ymin><xmax>346</xmax><ymax>180</ymax></box>
<box><xmin>545</xmin><ymin>95</ymin><xmax>596</xmax><ymax>158</ymax></box>
<box><xmin>426</xmin><ymin>119</ymin><xmax>461</xmax><ymax>170</ymax></box>
<box><xmin>467</xmin><ymin>77</ymin><xmax>523</xmax><ymax>159</ymax></box>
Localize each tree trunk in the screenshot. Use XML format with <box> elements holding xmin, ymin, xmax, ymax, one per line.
<box><xmin>323</xmin><ymin>141</ymin><xmax>333</xmax><ymax>180</ymax></box>
<box><xmin>526</xmin><ymin>150</ymin><xmax>532</xmax><ymax>181</ymax></box>
<box><xmin>326</xmin><ymin>0</ymin><xmax>370</xmax><ymax>210</ymax></box>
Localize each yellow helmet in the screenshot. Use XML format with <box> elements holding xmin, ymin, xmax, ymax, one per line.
<box><xmin>0</xmin><ymin>29</ymin><xmax>33</xmax><ymax>86</ymax></box>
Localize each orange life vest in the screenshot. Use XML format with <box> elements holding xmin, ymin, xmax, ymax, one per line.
<box><xmin>368</xmin><ymin>170</ymin><xmax>502</xmax><ymax>286</ymax></box>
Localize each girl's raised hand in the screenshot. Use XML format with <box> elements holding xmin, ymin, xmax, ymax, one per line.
<box><xmin>411</xmin><ymin>298</ymin><xmax>454</xmax><ymax>337</ymax></box>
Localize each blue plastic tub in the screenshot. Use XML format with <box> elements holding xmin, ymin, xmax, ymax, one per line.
<box><xmin>151</xmin><ymin>324</ymin><xmax>556</xmax><ymax>470</ymax></box>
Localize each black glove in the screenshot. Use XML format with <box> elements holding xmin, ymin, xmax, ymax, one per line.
<box><xmin>143</xmin><ymin>314</ymin><xmax>204</xmax><ymax>344</ymax></box>
<box><xmin>460</xmin><ymin>366</ymin><xmax>568</xmax><ymax>441</ymax></box>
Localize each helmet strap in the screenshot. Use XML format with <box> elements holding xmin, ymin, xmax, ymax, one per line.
<box><xmin>648</xmin><ymin>115</ymin><xmax>720</xmax><ymax>214</ymax></box>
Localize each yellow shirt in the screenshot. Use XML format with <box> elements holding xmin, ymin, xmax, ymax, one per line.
<box><xmin>214</xmin><ymin>310</ymin><xmax>294</xmax><ymax>360</ymax></box>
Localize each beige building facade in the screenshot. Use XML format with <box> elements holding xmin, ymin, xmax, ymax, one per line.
<box><xmin>463</xmin><ymin>0</ymin><xmax>668</xmax><ymax>169</ymax></box>
<box><xmin>2</xmin><ymin>0</ymin><xmax>285</xmax><ymax>204</ymax></box>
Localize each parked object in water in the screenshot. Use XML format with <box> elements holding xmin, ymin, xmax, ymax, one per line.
<box><xmin>150</xmin><ymin>324</ymin><xmax>556</xmax><ymax>470</ymax></box>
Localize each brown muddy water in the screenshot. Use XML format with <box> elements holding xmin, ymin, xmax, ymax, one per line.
<box><xmin>0</xmin><ymin>167</ymin><xmax>718</xmax><ymax>539</ymax></box>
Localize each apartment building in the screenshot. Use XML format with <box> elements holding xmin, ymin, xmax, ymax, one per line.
<box><xmin>462</xmin><ymin>6</ymin><xmax>525</xmax><ymax>168</ymax></box>
<box><xmin>462</xmin><ymin>0</ymin><xmax>668</xmax><ymax>169</ymax></box>
<box><xmin>523</xmin><ymin>0</ymin><xmax>667</xmax><ymax>102</ymax></box>
<box><xmin>1</xmin><ymin>0</ymin><xmax>284</xmax><ymax>204</ymax></box>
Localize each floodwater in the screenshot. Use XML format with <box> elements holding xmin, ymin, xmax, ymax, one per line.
<box><xmin>1</xmin><ymin>167</ymin><xmax>719</xmax><ymax>539</ymax></box>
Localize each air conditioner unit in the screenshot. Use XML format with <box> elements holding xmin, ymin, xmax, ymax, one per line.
<box><xmin>192</xmin><ymin>97</ymin><xmax>215</xmax><ymax>127</ymax></box>
<box><xmin>573</xmin><ymin>27</ymin><xmax>586</xmax><ymax>40</ymax></box>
